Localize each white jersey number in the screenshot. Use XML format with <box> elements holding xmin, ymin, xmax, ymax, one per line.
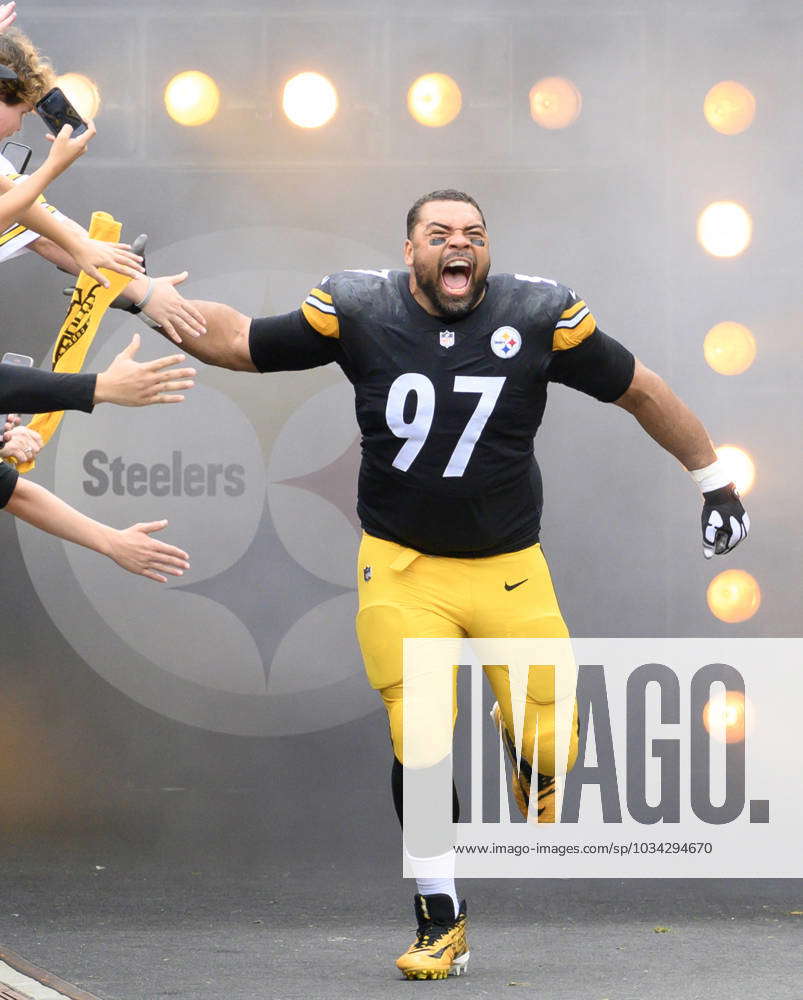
<box><xmin>386</xmin><ymin>374</ymin><xmax>506</xmax><ymax>478</ymax></box>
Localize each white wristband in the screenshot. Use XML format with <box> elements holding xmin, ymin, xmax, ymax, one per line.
<box><xmin>133</xmin><ymin>276</ymin><xmax>154</xmax><ymax>311</ymax></box>
<box><xmin>690</xmin><ymin>459</ymin><xmax>731</xmax><ymax>494</ymax></box>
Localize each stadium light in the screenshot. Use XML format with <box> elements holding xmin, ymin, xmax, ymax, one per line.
<box><xmin>55</xmin><ymin>73</ymin><xmax>100</xmax><ymax>120</ymax></box>
<box><xmin>164</xmin><ymin>70</ymin><xmax>220</xmax><ymax>127</ymax></box>
<box><xmin>702</xmin><ymin>690</ymin><xmax>751</xmax><ymax>744</ymax></box>
<box><xmin>704</xmin><ymin>80</ymin><xmax>756</xmax><ymax>135</ymax></box>
<box><xmin>528</xmin><ymin>76</ymin><xmax>582</xmax><ymax>129</ymax></box>
<box><xmin>703</xmin><ymin>321</ymin><xmax>756</xmax><ymax>375</ymax></box>
<box><xmin>407</xmin><ymin>73</ymin><xmax>462</xmax><ymax>128</ymax></box>
<box><xmin>282</xmin><ymin>72</ymin><xmax>338</xmax><ymax>129</ymax></box>
<box><xmin>715</xmin><ymin>445</ymin><xmax>755</xmax><ymax>496</ymax></box>
<box><xmin>697</xmin><ymin>201</ymin><xmax>752</xmax><ymax>258</ymax></box>
<box><xmin>707</xmin><ymin>569</ymin><xmax>761</xmax><ymax>623</ymax></box>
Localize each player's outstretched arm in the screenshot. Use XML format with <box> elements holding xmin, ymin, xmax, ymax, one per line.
<box><xmin>28</xmin><ymin>222</ymin><xmax>204</xmax><ymax>341</ymax></box>
<box><xmin>5</xmin><ymin>477</ymin><xmax>190</xmax><ymax>583</ymax></box>
<box><xmin>154</xmin><ymin>300</ymin><xmax>257</xmax><ymax>372</ymax></box>
<box><xmin>116</xmin><ymin>272</ymin><xmax>208</xmax><ymax>344</ymax></box>
<box><xmin>615</xmin><ymin>358</ymin><xmax>749</xmax><ymax>557</ymax></box>
<box><xmin>614</xmin><ymin>359</ymin><xmax>716</xmax><ymax>469</ymax></box>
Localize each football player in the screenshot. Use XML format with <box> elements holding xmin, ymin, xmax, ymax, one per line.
<box><xmin>152</xmin><ymin>190</ymin><xmax>749</xmax><ymax>980</ymax></box>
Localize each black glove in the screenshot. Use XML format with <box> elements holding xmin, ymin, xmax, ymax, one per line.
<box><xmin>701</xmin><ymin>483</ymin><xmax>750</xmax><ymax>559</ymax></box>
<box><xmin>109</xmin><ymin>234</ymin><xmax>149</xmax><ymax>313</ymax></box>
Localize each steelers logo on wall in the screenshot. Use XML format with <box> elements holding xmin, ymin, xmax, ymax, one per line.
<box><xmin>16</xmin><ymin>227</ymin><xmax>391</xmax><ymax>737</ymax></box>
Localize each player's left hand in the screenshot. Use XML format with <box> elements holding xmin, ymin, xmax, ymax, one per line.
<box><xmin>141</xmin><ymin>272</ymin><xmax>207</xmax><ymax>343</ymax></box>
<box><xmin>701</xmin><ymin>483</ymin><xmax>750</xmax><ymax>559</ymax></box>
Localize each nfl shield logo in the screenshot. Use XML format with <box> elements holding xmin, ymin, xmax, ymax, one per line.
<box><xmin>439</xmin><ymin>330</ymin><xmax>455</xmax><ymax>348</ymax></box>
<box><xmin>363</xmin><ymin>565</ymin><xmax>372</xmax><ymax>582</ymax></box>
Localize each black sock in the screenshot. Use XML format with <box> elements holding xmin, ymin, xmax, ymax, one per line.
<box><xmin>391</xmin><ymin>756</ymin><xmax>460</xmax><ymax>827</ymax></box>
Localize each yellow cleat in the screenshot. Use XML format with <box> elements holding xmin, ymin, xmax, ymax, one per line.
<box><xmin>490</xmin><ymin>702</ymin><xmax>556</xmax><ymax>823</ymax></box>
<box><xmin>396</xmin><ymin>894</ymin><xmax>469</xmax><ymax>980</ymax></box>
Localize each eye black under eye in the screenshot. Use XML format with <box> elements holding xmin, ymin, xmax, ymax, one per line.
<box><xmin>470</xmin><ymin>238</ymin><xmax>486</xmax><ymax>246</ymax></box>
<box><xmin>429</xmin><ymin>237</ymin><xmax>446</xmax><ymax>245</ymax></box>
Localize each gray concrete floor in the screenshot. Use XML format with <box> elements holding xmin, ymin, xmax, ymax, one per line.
<box><xmin>1</xmin><ymin>837</ymin><xmax>801</xmax><ymax>1000</ymax></box>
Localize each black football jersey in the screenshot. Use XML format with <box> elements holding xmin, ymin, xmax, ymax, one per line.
<box><xmin>250</xmin><ymin>269</ymin><xmax>634</xmax><ymax>557</ymax></box>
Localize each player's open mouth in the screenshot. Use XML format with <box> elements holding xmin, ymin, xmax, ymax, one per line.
<box><xmin>440</xmin><ymin>258</ymin><xmax>473</xmax><ymax>295</ymax></box>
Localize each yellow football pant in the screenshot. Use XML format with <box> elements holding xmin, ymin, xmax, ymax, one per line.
<box><xmin>355</xmin><ymin>532</ymin><xmax>579</xmax><ymax>777</ymax></box>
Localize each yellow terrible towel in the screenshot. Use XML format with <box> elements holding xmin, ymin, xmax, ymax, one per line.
<box><xmin>15</xmin><ymin>211</ymin><xmax>132</xmax><ymax>473</ymax></box>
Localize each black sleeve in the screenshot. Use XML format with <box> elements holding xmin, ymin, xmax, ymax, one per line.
<box><xmin>545</xmin><ymin>328</ymin><xmax>635</xmax><ymax>402</ymax></box>
<box><xmin>0</xmin><ymin>367</ymin><xmax>97</xmax><ymax>414</ymax></box>
<box><xmin>0</xmin><ymin>461</ymin><xmax>19</xmax><ymax>508</ymax></box>
<box><xmin>248</xmin><ymin>310</ymin><xmax>343</xmax><ymax>373</ymax></box>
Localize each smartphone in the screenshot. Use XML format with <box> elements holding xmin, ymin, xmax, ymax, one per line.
<box><xmin>34</xmin><ymin>87</ymin><xmax>88</xmax><ymax>137</ymax></box>
<box><xmin>1</xmin><ymin>351</ymin><xmax>34</xmax><ymax>439</ymax></box>
<box><xmin>1</xmin><ymin>139</ymin><xmax>32</xmax><ymax>173</ymax></box>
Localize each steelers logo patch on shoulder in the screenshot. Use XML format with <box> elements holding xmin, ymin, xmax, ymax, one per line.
<box><xmin>490</xmin><ymin>326</ymin><xmax>522</xmax><ymax>359</ymax></box>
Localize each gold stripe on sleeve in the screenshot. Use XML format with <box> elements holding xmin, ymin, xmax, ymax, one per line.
<box><xmin>301</xmin><ymin>300</ymin><xmax>340</xmax><ymax>338</ymax></box>
<box><xmin>552</xmin><ymin>310</ymin><xmax>597</xmax><ymax>351</ymax></box>
<box><xmin>558</xmin><ymin>299</ymin><xmax>587</xmax><ymax>321</ymax></box>
<box><xmin>308</xmin><ymin>287</ymin><xmax>333</xmax><ymax>306</ymax></box>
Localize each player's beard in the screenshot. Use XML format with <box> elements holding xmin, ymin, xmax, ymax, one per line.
<box><xmin>413</xmin><ymin>259</ymin><xmax>488</xmax><ymax>320</ymax></box>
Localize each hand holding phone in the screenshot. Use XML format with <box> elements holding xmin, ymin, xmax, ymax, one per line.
<box><xmin>34</xmin><ymin>87</ymin><xmax>88</xmax><ymax>138</ymax></box>
<box><xmin>43</xmin><ymin>118</ymin><xmax>96</xmax><ymax>177</ymax></box>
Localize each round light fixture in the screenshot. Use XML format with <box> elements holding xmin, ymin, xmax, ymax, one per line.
<box><xmin>707</xmin><ymin>569</ymin><xmax>761</xmax><ymax>624</ymax></box>
<box><xmin>164</xmin><ymin>70</ymin><xmax>220</xmax><ymax>127</ymax></box>
<box><xmin>703</xmin><ymin>80</ymin><xmax>756</xmax><ymax>135</ymax></box>
<box><xmin>407</xmin><ymin>73</ymin><xmax>462</xmax><ymax>128</ymax></box>
<box><xmin>529</xmin><ymin>76</ymin><xmax>582</xmax><ymax>129</ymax></box>
<box><xmin>703</xmin><ymin>321</ymin><xmax>756</xmax><ymax>375</ymax></box>
<box><xmin>697</xmin><ymin>201</ymin><xmax>752</xmax><ymax>258</ymax></box>
<box><xmin>282</xmin><ymin>72</ymin><xmax>338</xmax><ymax>129</ymax></box>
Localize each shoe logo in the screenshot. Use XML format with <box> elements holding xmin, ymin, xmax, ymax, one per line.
<box><xmin>504</xmin><ymin>578</ymin><xmax>528</xmax><ymax>591</ymax></box>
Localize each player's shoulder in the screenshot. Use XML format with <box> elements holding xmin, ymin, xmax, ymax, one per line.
<box><xmin>489</xmin><ymin>273</ymin><xmax>596</xmax><ymax>348</ymax></box>
<box><xmin>323</xmin><ymin>268</ymin><xmax>404</xmax><ymax>312</ymax></box>
<box><xmin>302</xmin><ymin>268</ymin><xmax>405</xmax><ymax>337</ymax></box>
<box><xmin>490</xmin><ymin>271</ymin><xmax>576</xmax><ymax>313</ymax></box>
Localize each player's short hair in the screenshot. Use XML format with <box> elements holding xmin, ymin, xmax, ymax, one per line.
<box><xmin>406</xmin><ymin>190</ymin><xmax>487</xmax><ymax>238</ymax></box>
<box><xmin>0</xmin><ymin>29</ymin><xmax>55</xmax><ymax>107</ymax></box>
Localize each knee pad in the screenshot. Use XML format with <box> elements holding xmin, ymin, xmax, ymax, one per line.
<box><xmin>356</xmin><ymin>603</ymin><xmax>406</xmax><ymax>690</ymax></box>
